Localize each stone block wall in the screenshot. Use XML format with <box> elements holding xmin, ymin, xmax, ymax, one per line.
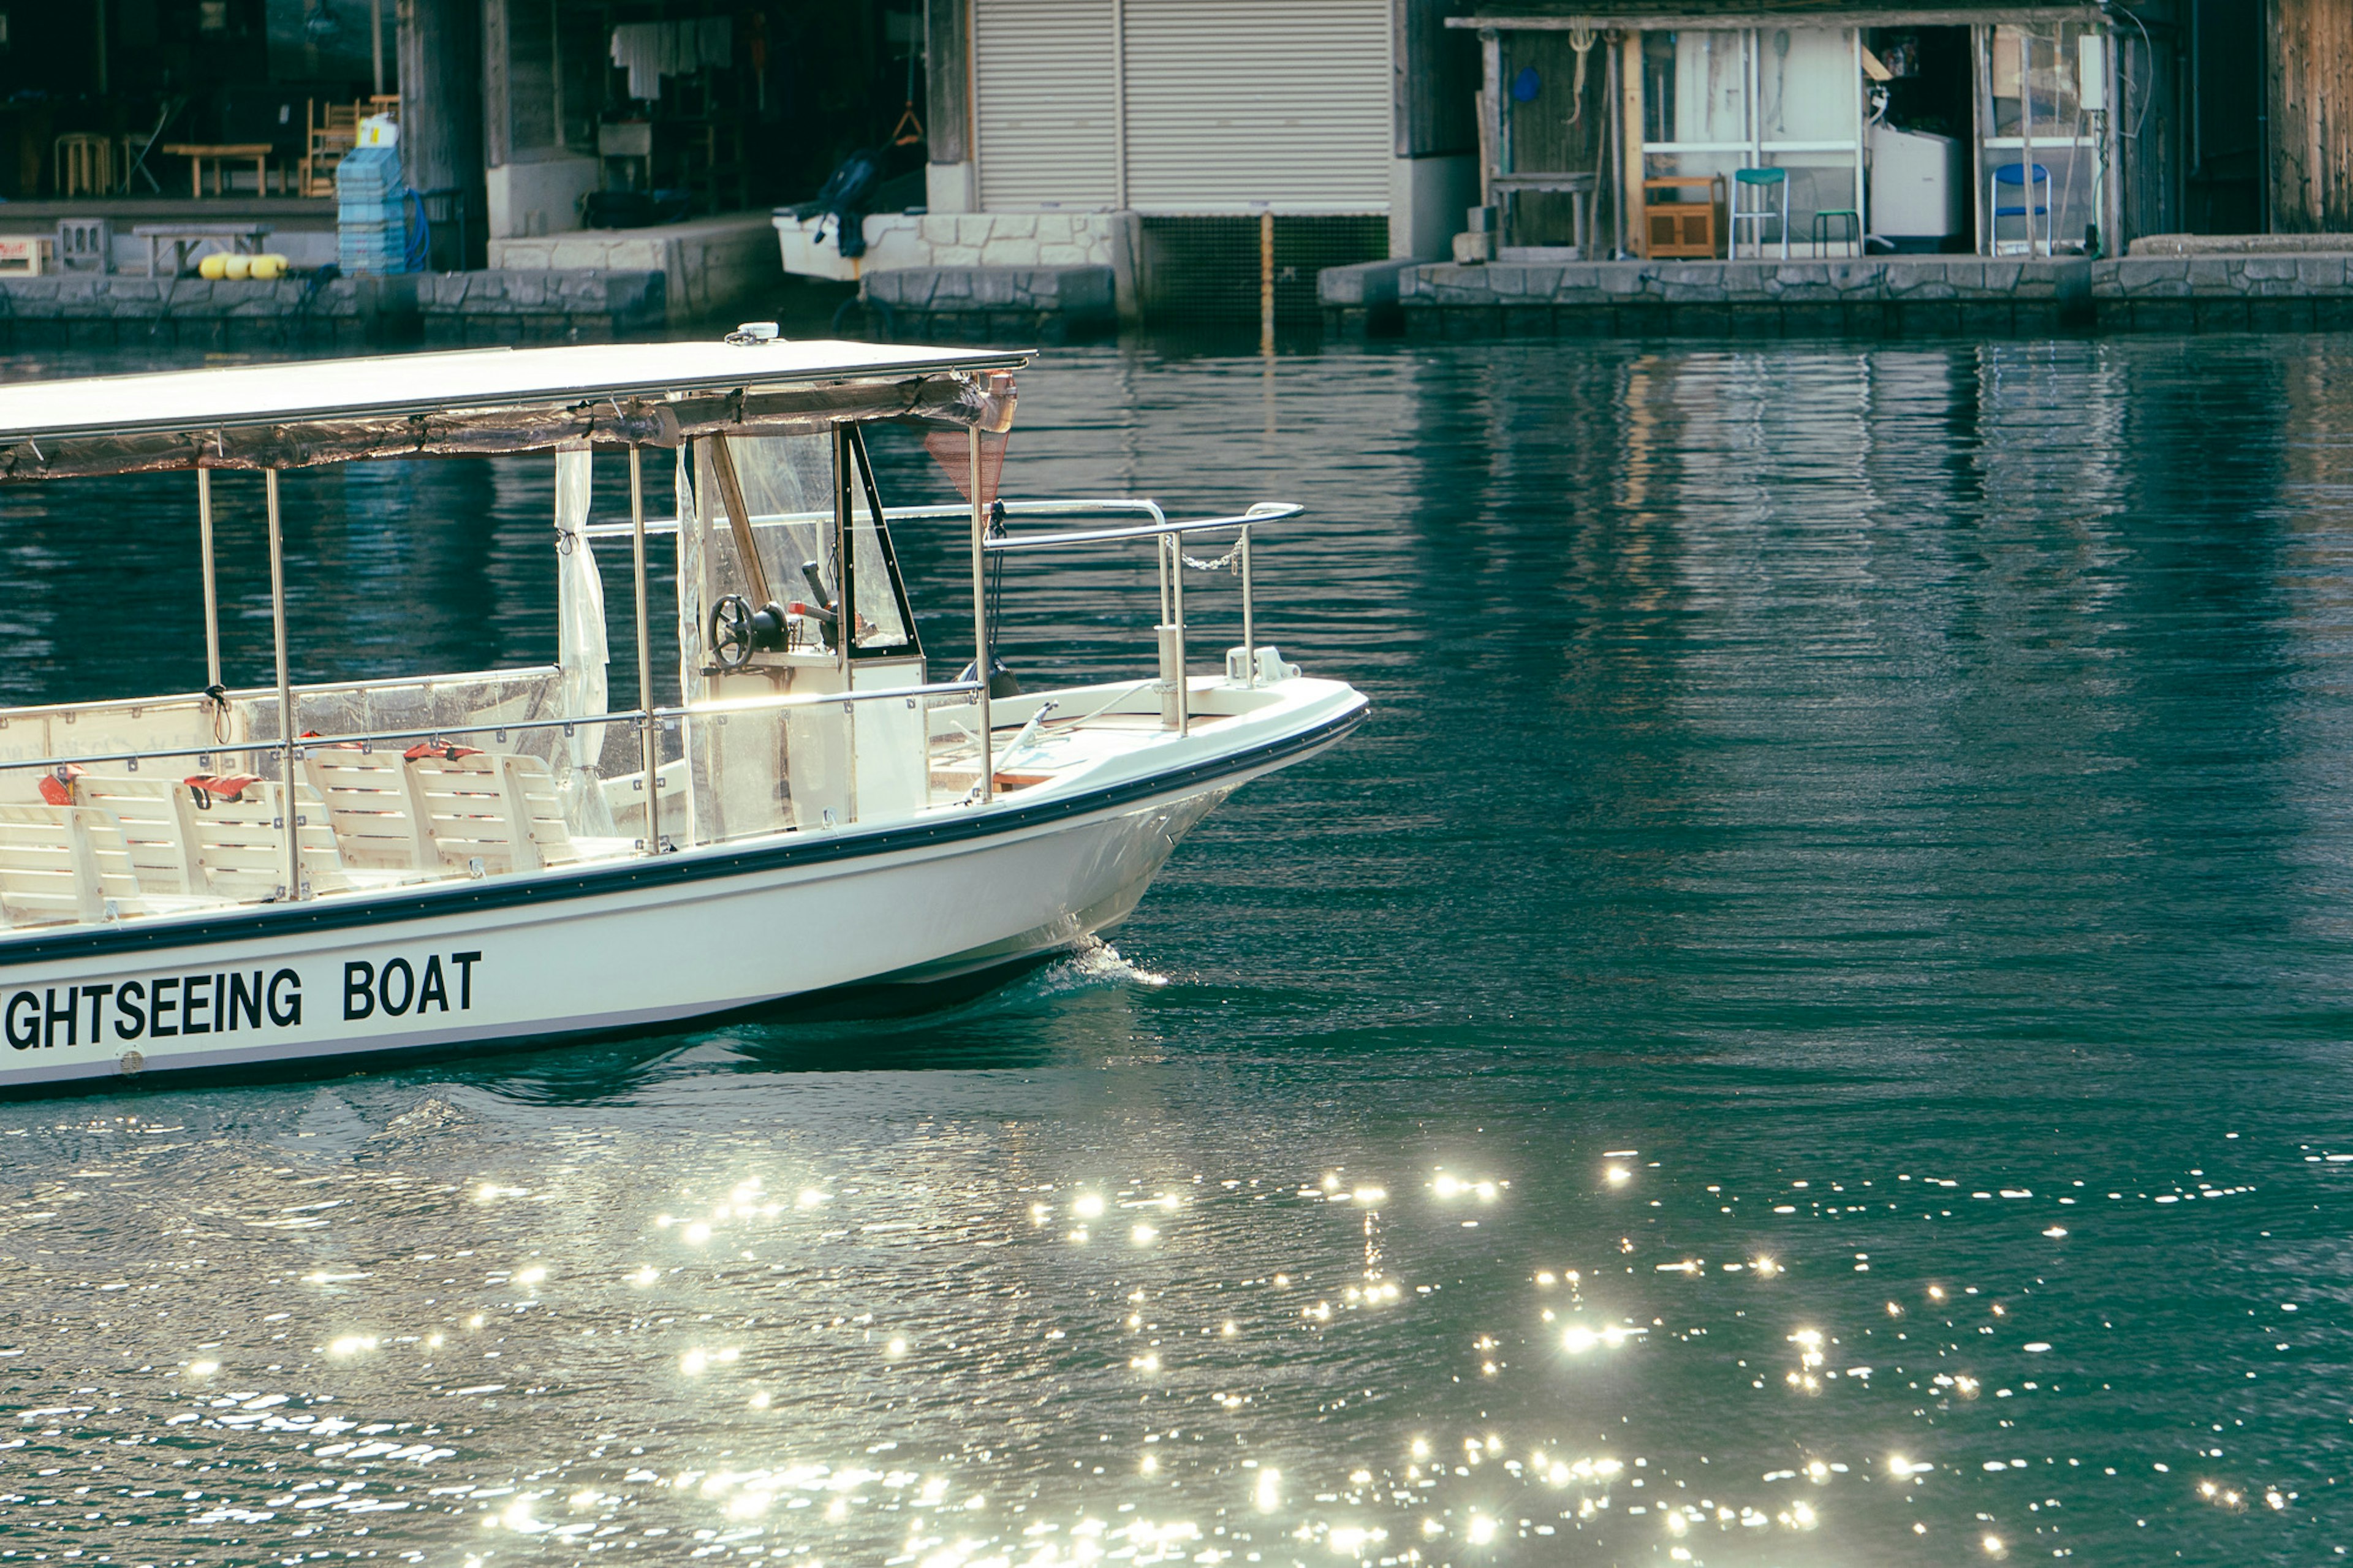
<box><xmin>776</xmin><ymin>211</ymin><xmax>1129</xmax><ymax>287</ymax></box>
<box><xmin>0</xmin><ymin>269</ymin><xmax>669</xmax><ymax>350</ymax></box>
<box><xmin>491</xmin><ymin>216</ymin><xmax>774</xmax><ymax>322</ymax></box>
<box><xmin>1337</xmin><ymin>254</ymin><xmax>2353</xmax><ymax>339</ymax></box>
<box><xmin>862</xmin><ymin>265</ymin><xmax>1116</xmax><ymax>344</ymax></box>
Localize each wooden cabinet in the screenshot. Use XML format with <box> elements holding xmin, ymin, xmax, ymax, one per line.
<box><xmin>1643</xmin><ymin>175</ymin><xmax>1726</xmax><ymax>259</ymax></box>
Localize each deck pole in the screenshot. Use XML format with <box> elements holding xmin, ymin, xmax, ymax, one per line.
<box><xmin>197</xmin><ymin>468</ymin><xmax>221</xmax><ymax>691</ymax></box>
<box><xmin>835</xmin><ymin>424</ymin><xmax>860</xmax><ymax>822</ymax></box>
<box><xmin>264</xmin><ymin>468</ymin><xmax>301</xmax><ymax>901</ymax></box>
<box><xmin>969</xmin><ymin>425</ymin><xmax>991</xmax><ymax>803</ymax></box>
<box><xmin>834</xmin><ymin>424</ymin><xmax>854</xmax><ymax>683</ymax></box>
<box><xmin>1239</xmin><ymin>526</ymin><xmax>1254</xmax><ymax>687</ymax></box>
<box><xmin>1170</xmin><ymin>531</ymin><xmax>1188</xmax><ymax>738</ymax></box>
<box><xmin>629</xmin><ymin>444</ymin><xmax>660</xmax><ymax>856</ymax></box>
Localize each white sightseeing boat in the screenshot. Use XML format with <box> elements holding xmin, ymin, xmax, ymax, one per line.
<box><xmin>0</xmin><ymin>336</ymin><xmax>1365</xmax><ymax>1090</ymax></box>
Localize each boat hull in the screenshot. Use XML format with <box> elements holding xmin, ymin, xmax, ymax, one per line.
<box><xmin>0</xmin><ymin>700</ymin><xmax>1358</xmax><ymax>1091</ymax></box>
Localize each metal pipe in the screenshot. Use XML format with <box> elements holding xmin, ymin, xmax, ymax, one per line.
<box><xmin>1156</xmin><ymin>526</ymin><xmax>1172</xmax><ymax>626</ymax></box>
<box><xmin>968</xmin><ymin>426</ymin><xmax>991</xmax><ymax>803</ymax></box>
<box><xmin>1239</xmin><ymin>525</ymin><xmax>1254</xmax><ymax>687</ymax></box>
<box><xmin>987</xmin><ymin>505</ymin><xmax>1298</xmax><ymax>551</ymax></box>
<box><xmin>1170</xmin><ymin>532</ymin><xmax>1188</xmax><ymax>737</ymax></box>
<box><xmin>580</xmin><ymin>496</ymin><xmax>1179</xmax><ymax>539</ymax></box>
<box><xmin>835</xmin><ymin>422</ymin><xmax>858</xmax><ymax>820</ymax></box>
<box><xmin>197</xmin><ymin>468</ymin><xmax>221</xmax><ymax>689</ymax></box>
<box><xmin>630</xmin><ymin>444</ymin><xmax>660</xmax><ymax>856</ymax></box>
<box><xmin>834</xmin><ymin>423</ymin><xmax>854</xmax><ymax>681</ymax></box>
<box><xmin>20</xmin><ymin>683</ymin><xmax>994</xmax><ymax>775</ymax></box>
<box><xmin>264</xmin><ymin>468</ymin><xmax>300</xmax><ymax>901</ymax></box>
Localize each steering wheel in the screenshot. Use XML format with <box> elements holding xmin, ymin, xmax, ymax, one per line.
<box><xmin>710</xmin><ymin>594</ymin><xmax>755</xmax><ymax>671</ymax></box>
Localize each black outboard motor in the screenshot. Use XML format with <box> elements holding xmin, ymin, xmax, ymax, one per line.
<box><xmin>787</xmin><ymin>147</ymin><xmax>885</xmax><ymax>259</ymax></box>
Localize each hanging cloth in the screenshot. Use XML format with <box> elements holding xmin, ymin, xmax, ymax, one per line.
<box><xmin>611</xmin><ymin>22</ymin><xmax>664</xmax><ymax>100</ymax></box>
<box><xmin>611</xmin><ymin>20</ymin><xmax>734</xmax><ymax>102</ymax></box>
<box><xmin>553</xmin><ymin>444</ymin><xmax>616</xmax><ymax>836</ymax></box>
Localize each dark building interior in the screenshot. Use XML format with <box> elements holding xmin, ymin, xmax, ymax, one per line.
<box><xmin>0</xmin><ymin>1</ymin><xmax>922</xmax><ymax>213</ymax></box>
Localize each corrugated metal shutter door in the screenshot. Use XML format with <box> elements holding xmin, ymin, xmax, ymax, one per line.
<box><xmin>976</xmin><ymin>0</ymin><xmax>1119</xmax><ymax>210</ymax></box>
<box><xmin>1122</xmin><ymin>0</ymin><xmax>1392</xmax><ymax>213</ymax></box>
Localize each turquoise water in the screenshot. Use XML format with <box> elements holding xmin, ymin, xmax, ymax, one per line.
<box><xmin>0</xmin><ymin>336</ymin><xmax>2348</xmax><ymax>1566</ymax></box>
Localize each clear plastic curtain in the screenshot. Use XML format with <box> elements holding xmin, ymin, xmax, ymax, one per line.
<box><xmin>675</xmin><ymin>444</ymin><xmax>708</xmax><ymax>705</ymax></box>
<box><xmin>553</xmin><ymin>445</ymin><xmax>616</xmax><ymax>834</ymax></box>
<box><xmin>673</xmin><ymin>444</ymin><xmax>706</xmax><ymax>845</ymax></box>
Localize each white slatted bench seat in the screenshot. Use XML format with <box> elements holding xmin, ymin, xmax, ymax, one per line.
<box><xmin>75</xmin><ymin>774</ymin><xmax>354</xmax><ymax>902</ymax></box>
<box><xmin>0</xmin><ymin>805</ymin><xmax>149</xmax><ymax>927</ymax></box>
<box><xmin>403</xmin><ymin>748</ymin><xmax>584</xmax><ymax>874</ymax></box>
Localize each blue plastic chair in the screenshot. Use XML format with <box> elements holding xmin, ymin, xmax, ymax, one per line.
<box><xmin>1990</xmin><ymin>161</ymin><xmax>2051</xmax><ymax>256</ymax></box>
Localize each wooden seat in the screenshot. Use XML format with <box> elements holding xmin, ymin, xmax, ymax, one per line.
<box><xmin>0</xmin><ymin>805</ymin><xmax>148</xmax><ymax>927</ymax></box>
<box><xmin>301</xmin><ymin>99</ymin><xmax>360</xmax><ymax>197</ymax></box>
<box><xmin>404</xmin><ymin>751</ymin><xmax>579</xmax><ymax>874</ymax></box>
<box><xmin>54</xmin><ymin>133</ymin><xmax>120</xmax><ymax>198</ymax></box>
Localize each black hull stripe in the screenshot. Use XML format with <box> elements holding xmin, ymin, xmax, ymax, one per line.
<box><xmin>0</xmin><ymin>702</ymin><xmax>1368</xmax><ymax>968</ymax></box>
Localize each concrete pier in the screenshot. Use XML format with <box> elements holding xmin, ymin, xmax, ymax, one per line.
<box><xmin>488</xmin><ymin>214</ymin><xmax>781</xmax><ymax>323</ymax></box>
<box><xmin>1323</xmin><ymin>254</ymin><xmax>2353</xmax><ymax>339</ymax></box>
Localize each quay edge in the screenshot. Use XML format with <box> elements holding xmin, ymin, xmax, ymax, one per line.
<box><xmin>1322</xmin><ymin>254</ymin><xmax>2353</xmax><ymax>340</ymax></box>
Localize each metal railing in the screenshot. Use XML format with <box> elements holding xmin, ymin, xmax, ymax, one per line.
<box><xmin>0</xmin><ymin>494</ymin><xmax>1298</xmax><ymax>930</ymax></box>
<box><xmin>976</xmin><ymin>500</ymin><xmax>1298</xmax><ymax>740</ymax></box>
<box><xmin>580</xmin><ymin>495</ymin><xmax>1300</xmax><ymax>746</ymax></box>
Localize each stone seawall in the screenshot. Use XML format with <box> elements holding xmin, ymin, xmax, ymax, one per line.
<box><xmin>860</xmin><ymin>265</ymin><xmax>1116</xmax><ymax>344</ymax></box>
<box><xmin>1322</xmin><ymin>255</ymin><xmax>2353</xmax><ymax>338</ymax></box>
<box><xmin>0</xmin><ymin>270</ymin><xmax>669</xmax><ymax>349</ymax></box>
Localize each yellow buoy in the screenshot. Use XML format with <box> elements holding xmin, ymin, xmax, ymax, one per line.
<box><xmin>221</xmin><ymin>253</ymin><xmax>252</xmax><ymax>280</ymax></box>
<box><xmin>196</xmin><ymin>252</ymin><xmax>229</xmax><ymax>280</ymax></box>
<box><xmin>249</xmin><ymin>254</ymin><xmax>287</xmax><ymax>280</ymax></box>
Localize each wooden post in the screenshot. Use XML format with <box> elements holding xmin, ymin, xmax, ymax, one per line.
<box><xmin>1259</xmin><ymin>211</ymin><xmax>1275</xmax><ymax>354</ymax></box>
<box><xmin>1479</xmin><ymin>28</ymin><xmax>1501</xmax><ymax>210</ymax></box>
<box><xmin>1620</xmin><ymin>29</ymin><xmax>1646</xmax><ymax>257</ymax></box>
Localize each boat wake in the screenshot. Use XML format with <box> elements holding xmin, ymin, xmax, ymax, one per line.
<box><xmin>1037</xmin><ymin>937</ymin><xmax>1172</xmax><ymax>994</ymax></box>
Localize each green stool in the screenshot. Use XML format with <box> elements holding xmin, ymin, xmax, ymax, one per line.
<box><xmin>1731</xmin><ymin>167</ymin><xmax>1789</xmax><ymax>259</ymax></box>
<box><xmin>1811</xmin><ymin>208</ymin><xmax>1861</xmax><ymax>258</ymax></box>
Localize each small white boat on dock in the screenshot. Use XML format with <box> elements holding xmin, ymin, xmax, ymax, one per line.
<box><xmin>0</xmin><ymin>336</ymin><xmax>1365</xmax><ymax>1090</ymax></box>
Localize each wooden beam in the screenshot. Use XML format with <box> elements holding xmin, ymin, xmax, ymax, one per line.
<box><xmin>1620</xmin><ymin>28</ymin><xmax>1644</xmax><ymax>257</ymax></box>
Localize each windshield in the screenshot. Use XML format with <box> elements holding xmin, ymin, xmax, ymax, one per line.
<box><xmin>692</xmin><ymin>431</ymin><xmax>914</xmax><ymax>656</ymax></box>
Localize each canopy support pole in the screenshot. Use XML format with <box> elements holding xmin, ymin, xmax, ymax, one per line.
<box><xmin>630</xmin><ymin>444</ymin><xmax>660</xmax><ymax>857</ymax></box>
<box><xmin>265</xmin><ymin>468</ymin><xmax>300</xmax><ymax>901</ymax></box>
<box><xmin>833</xmin><ymin>423</ymin><xmax>855</xmax><ymax>683</ymax></box>
<box><xmin>834</xmin><ymin>423</ymin><xmax>859</xmax><ymax>822</ymax></box>
<box><xmin>969</xmin><ymin>426</ymin><xmax>991</xmax><ymax>804</ymax></box>
<box><xmin>197</xmin><ymin>468</ymin><xmax>221</xmax><ymax>691</ymax></box>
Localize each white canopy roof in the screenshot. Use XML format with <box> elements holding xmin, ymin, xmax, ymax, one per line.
<box><xmin>0</xmin><ymin>339</ymin><xmax>1028</xmax><ymax>444</ymax></box>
